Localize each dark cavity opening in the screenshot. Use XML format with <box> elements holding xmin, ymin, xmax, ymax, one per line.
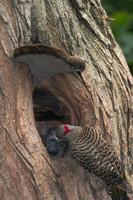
<box><xmin>33</xmin><ymin>88</ymin><xmax>72</xmax><ymax>132</ymax></box>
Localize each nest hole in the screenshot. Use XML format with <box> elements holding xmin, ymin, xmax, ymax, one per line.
<box><xmin>32</xmin><ymin>87</ymin><xmax>73</xmax><ymax>133</ymax></box>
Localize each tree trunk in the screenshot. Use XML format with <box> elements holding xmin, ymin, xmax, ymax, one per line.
<box><xmin>0</xmin><ymin>0</ymin><xmax>132</xmax><ymax>200</ymax></box>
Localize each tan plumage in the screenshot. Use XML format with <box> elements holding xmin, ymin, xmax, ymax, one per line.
<box><xmin>53</xmin><ymin>124</ymin><xmax>129</xmax><ymax>200</ymax></box>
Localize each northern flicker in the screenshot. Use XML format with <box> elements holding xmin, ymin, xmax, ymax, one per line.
<box><xmin>46</xmin><ymin>124</ymin><xmax>129</xmax><ymax>200</ymax></box>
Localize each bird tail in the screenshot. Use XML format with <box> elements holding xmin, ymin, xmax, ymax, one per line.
<box><xmin>111</xmin><ymin>185</ymin><xmax>130</xmax><ymax>200</ymax></box>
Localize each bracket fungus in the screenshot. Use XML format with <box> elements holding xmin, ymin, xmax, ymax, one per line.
<box><xmin>13</xmin><ymin>44</ymin><xmax>85</xmax><ymax>79</ymax></box>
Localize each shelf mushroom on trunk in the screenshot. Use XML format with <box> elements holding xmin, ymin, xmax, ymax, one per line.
<box><xmin>13</xmin><ymin>44</ymin><xmax>85</xmax><ymax>79</ymax></box>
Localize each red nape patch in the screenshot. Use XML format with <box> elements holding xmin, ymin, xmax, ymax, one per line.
<box><xmin>64</xmin><ymin>125</ymin><xmax>72</xmax><ymax>135</ymax></box>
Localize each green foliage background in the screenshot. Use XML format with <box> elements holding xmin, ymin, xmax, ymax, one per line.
<box><xmin>102</xmin><ymin>0</ymin><xmax>133</xmax><ymax>74</ymax></box>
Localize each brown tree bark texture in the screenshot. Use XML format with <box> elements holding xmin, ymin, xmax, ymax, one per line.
<box><xmin>0</xmin><ymin>0</ymin><xmax>132</xmax><ymax>200</ymax></box>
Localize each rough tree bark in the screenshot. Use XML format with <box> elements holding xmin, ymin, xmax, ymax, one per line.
<box><xmin>0</xmin><ymin>0</ymin><xmax>132</xmax><ymax>200</ymax></box>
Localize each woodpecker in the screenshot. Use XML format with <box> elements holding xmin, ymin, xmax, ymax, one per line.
<box><xmin>47</xmin><ymin>124</ymin><xmax>129</xmax><ymax>200</ymax></box>
<box><xmin>41</xmin><ymin>127</ymin><xmax>69</xmax><ymax>159</ymax></box>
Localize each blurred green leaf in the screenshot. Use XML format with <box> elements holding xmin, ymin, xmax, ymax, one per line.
<box><xmin>112</xmin><ymin>11</ymin><xmax>131</xmax><ymax>30</ymax></box>
<box><xmin>102</xmin><ymin>0</ymin><xmax>133</xmax><ymax>74</ymax></box>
